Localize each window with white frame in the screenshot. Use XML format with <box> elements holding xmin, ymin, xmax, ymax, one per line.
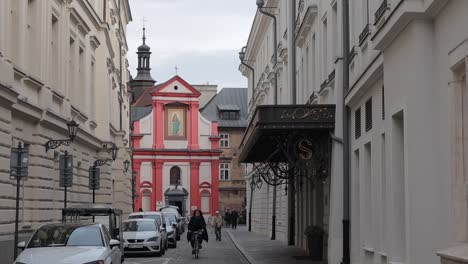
<box><xmin>220</xmin><ymin>163</ymin><xmax>230</xmax><ymax>180</ymax></box>
<box><xmin>220</xmin><ymin>133</ymin><xmax>229</xmax><ymax>148</ymax></box>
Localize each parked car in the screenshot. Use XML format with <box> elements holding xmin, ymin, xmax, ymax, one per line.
<box><xmin>14</xmin><ymin>223</ymin><xmax>122</xmax><ymax>264</ymax></box>
<box><xmin>160</xmin><ymin>206</ymin><xmax>185</xmax><ymax>237</ymax></box>
<box><xmin>128</xmin><ymin>211</ymin><xmax>168</xmax><ymax>250</ymax></box>
<box><xmin>163</xmin><ymin>215</ymin><xmax>177</xmax><ymax>248</ymax></box>
<box><xmin>122</xmin><ymin>219</ymin><xmax>165</xmax><ymax>256</ymax></box>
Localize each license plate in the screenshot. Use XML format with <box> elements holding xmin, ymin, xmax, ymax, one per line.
<box><xmin>129</xmin><ymin>244</ymin><xmax>143</xmax><ymax>248</ymax></box>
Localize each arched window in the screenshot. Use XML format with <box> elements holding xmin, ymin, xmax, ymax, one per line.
<box><xmin>170</xmin><ymin>166</ymin><xmax>181</xmax><ymax>185</ymax></box>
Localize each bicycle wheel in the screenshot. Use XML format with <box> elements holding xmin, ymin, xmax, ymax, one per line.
<box><xmin>194</xmin><ymin>237</ymin><xmax>199</xmax><ymax>259</ymax></box>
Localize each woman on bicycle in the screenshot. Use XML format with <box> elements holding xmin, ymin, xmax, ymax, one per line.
<box><xmin>188</xmin><ymin>209</ymin><xmax>207</xmax><ymax>254</ymax></box>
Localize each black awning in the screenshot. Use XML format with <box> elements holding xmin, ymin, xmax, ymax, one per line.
<box><xmin>239</xmin><ymin>104</ymin><xmax>335</xmax><ymax>163</ymax></box>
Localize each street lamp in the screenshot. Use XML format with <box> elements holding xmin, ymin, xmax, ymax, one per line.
<box><xmin>123</xmin><ymin>160</ymin><xmax>130</xmax><ymax>173</ymax></box>
<box><xmin>93</xmin><ymin>143</ymin><xmax>119</xmax><ymax>167</ymax></box>
<box><xmin>132</xmin><ymin>171</ymin><xmax>137</xmax><ymax>211</ymax></box>
<box><xmin>256</xmin><ymin>0</ymin><xmax>265</xmax><ymax>8</ymax></box>
<box><xmin>248</xmin><ymin>173</ymin><xmax>262</xmax><ymax>232</ymax></box>
<box><xmin>256</xmin><ymin>0</ymin><xmax>279</xmax><ymax>240</ymax></box>
<box><xmin>110</xmin><ymin>143</ymin><xmax>118</xmax><ymax>161</ymax></box>
<box><xmin>10</xmin><ymin>142</ymin><xmax>29</xmax><ymax>259</ymax></box>
<box><xmin>45</xmin><ymin>120</ymin><xmax>79</xmax><ymax>152</ymax></box>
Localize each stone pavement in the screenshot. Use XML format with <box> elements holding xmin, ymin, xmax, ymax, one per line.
<box><xmin>125</xmin><ymin>227</ymin><xmax>249</xmax><ymax>264</ymax></box>
<box><xmin>226</xmin><ymin>226</ymin><xmax>325</xmax><ymax>264</ymax></box>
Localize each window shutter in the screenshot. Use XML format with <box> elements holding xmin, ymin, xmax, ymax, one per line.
<box><xmin>355</xmin><ymin>108</ymin><xmax>361</xmax><ymax>139</ymax></box>
<box><xmin>382</xmin><ymin>86</ymin><xmax>385</xmax><ymax>120</ymax></box>
<box><xmin>365</xmin><ymin>98</ymin><xmax>372</xmax><ymax>132</ymax></box>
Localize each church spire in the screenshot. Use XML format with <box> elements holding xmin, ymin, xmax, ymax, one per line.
<box><xmin>131</xmin><ymin>24</ymin><xmax>155</xmax><ymax>103</ymax></box>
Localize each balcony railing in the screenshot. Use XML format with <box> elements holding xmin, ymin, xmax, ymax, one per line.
<box><xmin>374</xmin><ymin>0</ymin><xmax>389</xmax><ymax>24</ymax></box>
<box><xmin>359</xmin><ymin>24</ymin><xmax>371</xmax><ymax>46</ymax></box>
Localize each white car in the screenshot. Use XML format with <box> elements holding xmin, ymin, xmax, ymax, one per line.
<box><xmin>128</xmin><ymin>211</ymin><xmax>168</xmax><ymax>250</ymax></box>
<box><xmin>123</xmin><ymin>219</ymin><xmax>165</xmax><ymax>256</ymax></box>
<box><xmin>14</xmin><ymin>223</ymin><xmax>122</xmax><ymax>264</ymax></box>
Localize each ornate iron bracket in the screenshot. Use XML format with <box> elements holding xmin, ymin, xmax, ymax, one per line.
<box><xmin>94</xmin><ymin>159</ymin><xmax>112</xmax><ymax>167</ymax></box>
<box><xmin>45</xmin><ymin>139</ymin><xmax>72</xmax><ymax>152</ymax></box>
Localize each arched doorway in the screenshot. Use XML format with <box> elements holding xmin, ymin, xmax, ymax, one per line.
<box><xmin>142</xmin><ymin>189</ymin><xmax>152</xmax><ymax>212</ymax></box>
<box><xmin>164</xmin><ymin>187</ymin><xmax>189</xmax><ymax>216</ymax></box>
<box><xmin>200</xmin><ymin>190</ymin><xmax>211</xmax><ymax>215</ymax></box>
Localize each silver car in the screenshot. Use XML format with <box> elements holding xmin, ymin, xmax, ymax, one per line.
<box><xmin>162</xmin><ymin>213</ymin><xmax>178</xmax><ymax>248</ymax></box>
<box><xmin>123</xmin><ymin>219</ymin><xmax>165</xmax><ymax>256</ymax></box>
<box><xmin>14</xmin><ymin>223</ymin><xmax>122</xmax><ymax>264</ymax></box>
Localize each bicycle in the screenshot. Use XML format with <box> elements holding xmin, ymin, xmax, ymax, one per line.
<box><xmin>191</xmin><ymin>230</ymin><xmax>203</xmax><ymax>259</ymax></box>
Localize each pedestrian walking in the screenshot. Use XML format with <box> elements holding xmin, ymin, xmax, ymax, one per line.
<box><xmin>231</xmin><ymin>209</ymin><xmax>239</xmax><ymax>229</ymax></box>
<box><xmin>224</xmin><ymin>209</ymin><xmax>231</xmax><ymax>227</ymax></box>
<box><xmin>213</xmin><ymin>210</ymin><xmax>224</xmax><ymax>241</ymax></box>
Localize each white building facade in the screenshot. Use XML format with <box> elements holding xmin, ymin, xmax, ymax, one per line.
<box><xmin>240</xmin><ymin>1</ymin><xmax>345</xmax><ymax>263</ymax></box>
<box><xmin>347</xmin><ymin>0</ymin><xmax>468</xmax><ymax>264</ymax></box>
<box><xmin>0</xmin><ymin>0</ymin><xmax>132</xmax><ymax>262</ymax></box>
<box><xmin>241</xmin><ymin>0</ymin><xmax>468</xmax><ymax>263</ymax></box>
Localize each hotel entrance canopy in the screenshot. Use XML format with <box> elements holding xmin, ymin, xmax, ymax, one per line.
<box><xmin>239</xmin><ymin>104</ymin><xmax>336</xmax><ymax>164</ymax></box>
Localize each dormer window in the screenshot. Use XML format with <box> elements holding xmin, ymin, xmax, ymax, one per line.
<box><xmin>218</xmin><ymin>105</ymin><xmax>240</xmax><ymax>120</ymax></box>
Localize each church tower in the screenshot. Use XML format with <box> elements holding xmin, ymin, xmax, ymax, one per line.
<box><xmin>130</xmin><ymin>27</ymin><xmax>156</xmax><ymax>102</ymax></box>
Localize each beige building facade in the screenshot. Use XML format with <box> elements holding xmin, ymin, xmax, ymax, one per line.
<box><xmin>200</xmin><ymin>88</ymin><xmax>248</xmax><ymax>214</ymax></box>
<box><xmin>0</xmin><ymin>0</ymin><xmax>132</xmax><ymax>262</ymax></box>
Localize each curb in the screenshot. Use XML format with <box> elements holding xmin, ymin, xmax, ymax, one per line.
<box><xmin>226</xmin><ymin>230</ymin><xmax>258</xmax><ymax>264</ymax></box>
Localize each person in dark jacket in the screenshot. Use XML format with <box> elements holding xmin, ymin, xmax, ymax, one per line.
<box><xmin>188</xmin><ymin>210</ymin><xmax>207</xmax><ymax>254</ymax></box>
<box><xmin>231</xmin><ymin>210</ymin><xmax>239</xmax><ymax>229</ymax></box>
<box><xmin>224</xmin><ymin>209</ymin><xmax>231</xmax><ymax>227</ymax></box>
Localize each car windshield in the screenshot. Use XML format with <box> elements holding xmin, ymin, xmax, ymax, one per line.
<box><xmin>28</xmin><ymin>225</ymin><xmax>103</xmax><ymax>248</ymax></box>
<box><xmin>167</xmin><ymin>214</ymin><xmax>177</xmax><ymax>223</ymax></box>
<box><xmin>123</xmin><ymin>221</ymin><xmax>156</xmax><ymax>232</ymax></box>
<box><xmin>129</xmin><ymin>214</ymin><xmax>162</xmax><ymax>226</ymax></box>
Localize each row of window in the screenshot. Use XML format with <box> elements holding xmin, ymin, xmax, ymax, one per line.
<box><xmin>167</xmin><ymin>163</ymin><xmax>232</xmax><ymax>185</ymax></box>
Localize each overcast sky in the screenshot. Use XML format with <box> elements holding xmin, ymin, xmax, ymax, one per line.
<box><xmin>126</xmin><ymin>0</ymin><xmax>257</xmax><ymax>89</ymax></box>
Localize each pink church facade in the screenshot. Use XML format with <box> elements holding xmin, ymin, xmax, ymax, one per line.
<box><xmin>131</xmin><ymin>76</ymin><xmax>221</xmax><ymax>216</ymax></box>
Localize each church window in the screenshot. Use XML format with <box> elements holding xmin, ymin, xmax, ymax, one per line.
<box><xmin>220</xmin><ymin>163</ymin><xmax>230</xmax><ymax>180</ymax></box>
<box><xmin>170</xmin><ymin>166</ymin><xmax>181</xmax><ymax>185</ymax></box>
<box><xmin>220</xmin><ymin>133</ymin><xmax>229</xmax><ymax>148</ymax></box>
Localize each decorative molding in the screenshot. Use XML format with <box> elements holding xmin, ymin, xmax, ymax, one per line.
<box><xmin>296</xmin><ymin>6</ymin><xmax>318</xmax><ymax>47</ymax></box>
<box><xmin>89</xmin><ymin>35</ymin><xmax>100</xmax><ymax>50</ymax></box>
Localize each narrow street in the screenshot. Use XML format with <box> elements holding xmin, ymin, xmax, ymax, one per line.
<box><xmin>125</xmin><ymin>229</ymin><xmax>248</xmax><ymax>264</ymax></box>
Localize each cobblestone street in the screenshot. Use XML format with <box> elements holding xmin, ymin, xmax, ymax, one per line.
<box><xmin>125</xmin><ymin>229</ymin><xmax>248</xmax><ymax>264</ymax></box>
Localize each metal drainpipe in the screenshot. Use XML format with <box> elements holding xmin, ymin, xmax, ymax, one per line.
<box><xmin>287</xmin><ymin>0</ymin><xmax>296</xmax><ymax>246</ymax></box>
<box><xmin>258</xmin><ymin>6</ymin><xmax>278</xmax><ymax>241</ymax></box>
<box><xmin>342</xmin><ymin>0</ymin><xmax>351</xmax><ymax>263</ymax></box>
<box><xmin>241</xmin><ymin>61</ymin><xmax>255</xmax><ymax>99</ymax></box>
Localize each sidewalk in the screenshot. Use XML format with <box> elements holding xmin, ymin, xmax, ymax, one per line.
<box><xmin>226</xmin><ymin>226</ymin><xmax>326</xmax><ymax>264</ymax></box>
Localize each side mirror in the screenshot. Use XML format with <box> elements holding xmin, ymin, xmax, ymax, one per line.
<box><xmin>113</xmin><ymin>228</ymin><xmax>120</xmax><ymax>239</ymax></box>
<box><xmin>17</xmin><ymin>241</ymin><xmax>26</xmax><ymax>250</ymax></box>
<box><xmin>109</xmin><ymin>239</ymin><xmax>120</xmax><ymax>248</ymax></box>
<box><xmin>163</xmin><ymin>223</ymin><xmax>166</xmax><ymax>228</ymax></box>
